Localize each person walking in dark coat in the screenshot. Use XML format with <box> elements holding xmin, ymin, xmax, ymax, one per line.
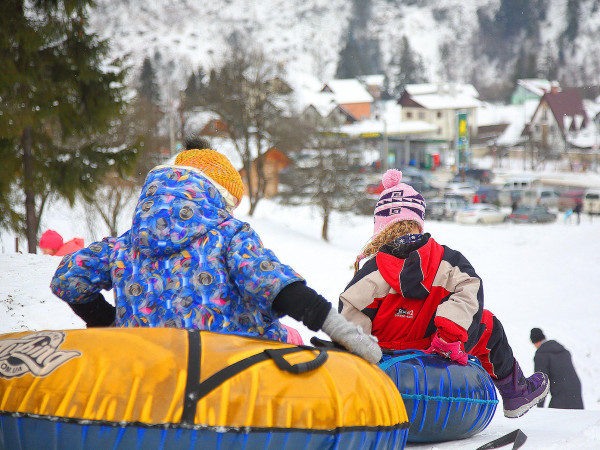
<box><xmin>573</xmin><ymin>201</ymin><xmax>583</xmax><ymax>225</ymax></box>
<box><xmin>530</xmin><ymin>328</ymin><xmax>583</xmax><ymax>409</ymax></box>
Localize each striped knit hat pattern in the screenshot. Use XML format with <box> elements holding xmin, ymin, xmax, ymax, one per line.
<box><xmin>373</xmin><ymin>169</ymin><xmax>426</xmax><ymax>236</ymax></box>
<box><xmin>174</xmin><ymin>149</ymin><xmax>244</xmax><ymax>205</ymax></box>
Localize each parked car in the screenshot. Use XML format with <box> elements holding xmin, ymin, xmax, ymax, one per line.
<box><xmin>455</xmin><ymin>204</ymin><xmax>507</xmax><ymax>224</ymax></box>
<box><xmin>451</xmin><ymin>175</ymin><xmax>481</xmax><ymax>186</ymax></box>
<box><xmin>365</xmin><ymin>182</ymin><xmax>384</xmax><ymax>195</ymax></box>
<box><xmin>475</xmin><ymin>185</ymin><xmax>501</xmax><ymax>205</ymax></box>
<box><xmin>453</xmin><ymin>168</ymin><xmax>494</xmax><ymax>184</ymax></box>
<box><xmin>427</xmin><ymin>195</ymin><xmax>468</xmax><ymax>221</ymax></box>
<box><xmin>508</xmin><ymin>206</ymin><xmax>557</xmax><ymax>223</ymax></box>
<box><xmin>407</xmin><ymin>177</ymin><xmax>441</xmax><ymax>200</ymax></box>
<box><xmin>397</xmin><ymin>166</ymin><xmax>434</xmax><ymax>181</ymax></box>
<box><xmin>583</xmin><ymin>189</ymin><xmax>600</xmax><ymax>215</ymax></box>
<box><xmin>521</xmin><ymin>187</ymin><xmax>560</xmax><ymax>208</ymax></box>
<box><xmin>366</xmin><ymin>176</ymin><xmax>440</xmax><ymax>200</ymax></box>
<box><xmin>444</xmin><ymin>181</ymin><xmax>478</xmax><ymax>200</ymax></box>
<box><xmin>557</xmin><ymin>189</ymin><xmax>585</xmax><ymax>211</ymax></box>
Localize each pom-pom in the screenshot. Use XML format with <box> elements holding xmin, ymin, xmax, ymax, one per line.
<box><xmin>382</xmin><ymin>169</ymin><xmax>403</xmax><ymax>189</ymax></box>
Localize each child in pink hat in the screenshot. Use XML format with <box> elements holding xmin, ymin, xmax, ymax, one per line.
<box><xmin>340</xmin><ymin>169</ymin><xmax>549</xmax><ymax>419</ymax></box>
<box><xmin>39</xmin><ymin>230</ymin><xmax>64</xmax><ymax>255</ymax></box>
<box><xmin>39</xmin><ymin>229</ymin><xmax>84</xmax><ymax>256</ymax></box>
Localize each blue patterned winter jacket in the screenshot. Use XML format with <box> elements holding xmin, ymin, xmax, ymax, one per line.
<box><xmin>50</xmin><ymin>165</ymin><xmax>303</xmax><ymax>341</ymax></box>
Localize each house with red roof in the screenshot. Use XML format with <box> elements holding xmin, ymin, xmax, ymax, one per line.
<box><xmin>320</xmin><ymin>79</ymin><xmax>374</xmax><ymax>121</ymax></box>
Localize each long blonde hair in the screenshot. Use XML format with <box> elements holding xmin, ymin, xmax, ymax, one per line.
<box><xmin>353</xmin><ymin>220</ymin><xmax>421</xmax><ymax>274</ymax></box>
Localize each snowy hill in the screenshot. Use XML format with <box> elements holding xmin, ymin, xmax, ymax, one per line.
<box><xmin>2</xmin><ymin>193</ymin><xmax>600</xmax><ymax>447</ymax></box>
<box><xmin>88</xmin><ymin>0</ymin><xmax>600</xmax><ymax>95</ymax></box>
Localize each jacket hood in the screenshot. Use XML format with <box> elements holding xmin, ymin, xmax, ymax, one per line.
<box><xmin>538</xmin><ymin>339</ymin><xmax>567</xmax><ymax>354</ymax></box>
<box><xmin>130</xmin><ymin>166</ymin><xmax>231</xmax><ymax>256</ymax></box>
<box><xmin>377</xmin><ymin>234</ymin><xmax>433</xmax><ymax>295</ymax></box>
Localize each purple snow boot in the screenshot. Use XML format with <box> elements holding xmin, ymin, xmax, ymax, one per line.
<box><xmin>493</xmin><ymin>360</ymin><xmax>549</xmax><ymax>418</ymax></box>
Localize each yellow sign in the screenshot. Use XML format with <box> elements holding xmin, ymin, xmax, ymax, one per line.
<box><xmin>458</xmin><ymin>113</ymin><xmax>468</xmax><ymax>140</ymax></box>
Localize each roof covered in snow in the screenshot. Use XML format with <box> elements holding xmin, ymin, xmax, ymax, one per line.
<box><xmin>404</xmin><ymin>83</ymin><xmax>480</xmax><ymax>99</ymax></box>
<box><xmin>340</xmin><ymin>119</ymin><xmax>437</xmax><ymax>138</ymax></box>
<box><xmin>358</xmin><ymin>74</ymin><xmax>385</xmax><ymax>87</ymax></box>
<box><xmin>477</xmin><ymin>100</ymin><xmax>539</xmax><ymax>147</ymax></box>
<box><xmin>322</xmin><ymin>79</ymin><xmax>374</xmax><ymax>104</ymax></box>
<box><xmin>516</xmin><ymin>79</ymin><xmax>552</xmax><ymax>97</ymax></box>
<box><xmin>400</xmin><ymin>83</ymin><xmax>481</xmax><ymax>110</ymax></box>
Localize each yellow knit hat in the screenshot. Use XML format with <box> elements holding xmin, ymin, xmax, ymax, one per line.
<box><xmin>174</xmin><ymin>149</ymin><xmax>244</xmax><ymax>204</ymax></box>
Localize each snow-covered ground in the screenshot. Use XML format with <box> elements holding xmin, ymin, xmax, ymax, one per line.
<box><xmin>2</xmin><ymin>166</ymin><xmax>600</xmax><ymax>448</ymax></box>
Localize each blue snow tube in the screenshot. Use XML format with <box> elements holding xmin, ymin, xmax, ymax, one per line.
<box><xmin>378</xmin><ymin>350</ymin><xmax>498</xmax><ymax>443</ymax></box>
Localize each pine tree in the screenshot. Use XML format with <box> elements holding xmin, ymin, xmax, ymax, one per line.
<box><xmin>138</xmin><ymin>57</ymin><xmax>160</xmax><ymax>104</ymax></box>
<box><xmin>335</xmin><ymin>0</ymin><xmax>382</xmax><ymax>79</ymax></box>
<box><xmin>183</xmin><ymin>67</ymin><xmax>206</xmax><ymax>110</ymax></box>
<box><xmin>562</xmin><ymin>0</ymin><xmax>580</xmax><ymax>44</ymax></box>
<box><xmin>512</xmin><ymin>48</ymin><xmax>538</xmax><ymax>84</ymax></box>
<box><xmin>278</xmin><ymin>115</ymin><xmax>364</xmax><ymax>241</ymax></box>
<box><xmin>394</xmin><ymin>36</ymin><xmax>427</xmax><ymax>95</ymax></box>
<box><xmin>0</xmin><ymin>0</ymin><xmax>138</xmax><ymax>252</ymax></box>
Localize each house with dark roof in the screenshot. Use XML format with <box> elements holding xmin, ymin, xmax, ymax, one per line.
<box><xmin>524</xmin><ymin>85</ymin><xmax>590</xmax><ymax>160</ymax></box>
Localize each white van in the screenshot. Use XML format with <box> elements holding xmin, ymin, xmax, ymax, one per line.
<box><xmin>521</xmin><ymin>188</ymin><xmax>560</xmax><ymax>208</ymax></box>
<box><xmin>583</xmin><ymin>189</ymin><xmax>600</xmax><ymax>215</ymax></box>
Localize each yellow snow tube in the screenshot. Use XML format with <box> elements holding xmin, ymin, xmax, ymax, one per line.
<box><xmin>0</xmin><ymin>328</ymin><xmax>409</xmax><ymax>449</ymax></box>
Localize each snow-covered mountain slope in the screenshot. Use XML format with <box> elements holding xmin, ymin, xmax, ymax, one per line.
<box><xmin>87</xmin><ymin>0</ymin><xmax>600</xmax><ymax>94</ymax></box>
<box><xmin>89</xmin><ymin>0</ymin><xmax>351</xmax><ymax>90</ymax></box>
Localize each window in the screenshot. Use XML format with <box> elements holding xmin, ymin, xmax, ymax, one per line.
<box><xmin>418</xmin><ymin>112</ymin><xmax>425</xmax><ymax>119</ymax></box>
<box><xmin>407</xmin><ymin>112</ymin><xmax>412</xmax><ymax>118</ymax></box>
<box><xmin>437</xmin><ymin>112</ymin><xmax>442</xmax><ymax>118</ymax></box>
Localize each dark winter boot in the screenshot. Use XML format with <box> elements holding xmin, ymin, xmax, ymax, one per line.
<box><xmin>493</xmin><ymin>360</ymin><xmax>549</xmax><ymax>418</ymax></box>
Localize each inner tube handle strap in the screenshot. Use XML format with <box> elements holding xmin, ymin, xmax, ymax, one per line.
<box><xmin>264</xmin><ymin>346</ymin><xmax>328</xmax><ymax>374</ymax></box>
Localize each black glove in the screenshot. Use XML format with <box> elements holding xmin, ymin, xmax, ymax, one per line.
<box><xmin>67</xmin><ymin>292</ymin><xmax>115</xmax><ymax>327</ymax></box>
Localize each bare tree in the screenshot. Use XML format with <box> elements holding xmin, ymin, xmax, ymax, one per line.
<box><xmin>84</xmin><ymin>174</ymin><xmax>138</xmax><ymax>237</ymax></box>
<box><xmin>279</xmin><ymin>116</ymin><xmax>365</xmax><ymax>241</ymax></box>
<box><xmin>200</xmin><ymin>43</ymin><xmax>295</xmax><ymax>215</ymax></box>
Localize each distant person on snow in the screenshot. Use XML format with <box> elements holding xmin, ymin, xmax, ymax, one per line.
<box><xmin>573</xmin><ymin>201</ymin><xmax>582</xmax><ymax>225</ymax></box>
<box><xmin>339</xmin><ymin>169</ymin><xmax>549</xmax><ymax>418</ymax></box>
<box><xmin>49</xmin><ymin>137</ymin><xmax>381</xmax><ymax>364</ymax></box>
<box><xmin>530</xmin><ymin>327</ymin><xmax>583</xmax><ymax>409</ymax></box>
<box><xmin>39</xmin><ymin>230</ymin><xmax>84</xmax><ymax>256</ymax></box>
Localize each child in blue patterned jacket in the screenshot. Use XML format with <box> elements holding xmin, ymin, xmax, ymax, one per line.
<box><xmin>50</xmin><ymin>138</ymin><xmax>381</xmax><ymax>363</ymax></box>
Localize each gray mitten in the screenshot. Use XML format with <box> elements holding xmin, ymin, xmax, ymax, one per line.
<box><xmin>321</xmin><ymin>309</ymin><xmax>382</xmax><ymax>364</ymax></box>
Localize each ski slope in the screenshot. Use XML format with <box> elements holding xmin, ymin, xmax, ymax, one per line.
<box><xmin>2</xmin><ymin>191</ymin><xmax>600</xmax><ymax>447</ymax></box>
